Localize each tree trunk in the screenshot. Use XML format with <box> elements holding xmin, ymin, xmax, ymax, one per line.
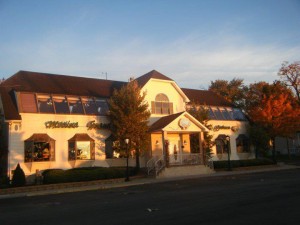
<box><xmin>135</xmin><ymin>146</ymin><xmax>140</xmax><ymax>172</ymax></box>
<box><xmin>272</xmin><ymin>138</ymin><xmax>277</xmax><ymax>164</ymax></box>
<box><xmin>286</xmin><ymin>137</ymin><xmax>290</xmax><ymax>159</ymax></box>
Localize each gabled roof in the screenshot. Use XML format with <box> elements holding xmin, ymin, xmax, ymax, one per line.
<box><xmin>135</xmin><ymin>70</ymin><xmax>173</xmax><ymax>87</ymax></box>
<box><xmin>148</xmin><ymin>111</ymin><xmax>208</xmax><ymax>132</ymax></box>
<box><xmin>149</xmin><ymin>112</ymin><xmax>184</xmax><ymax>132</ymax></box>
<box><xmin>181</xmin><ymin>88</ymin><xmax>233</xmax><ymax>107</ymax></box>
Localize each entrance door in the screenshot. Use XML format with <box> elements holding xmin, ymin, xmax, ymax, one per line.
<box><xmin>168</xmin><ymin>137</ymin><xmax>181</xmax><ymax>164</ymax></box>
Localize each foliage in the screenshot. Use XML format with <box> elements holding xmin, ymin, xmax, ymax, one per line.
<box><xmin>213</xmin><ymin>158</ymin><xmax>275</xmax><ymax>169</ymax></box>
<box><xmin>278</xmin><ymin>61</ymin><xmax>300</xmax><ymax>103</ymax></box>
<box><xmin>11</xmin><ymin>163</ymin><xmax>26</xmax><ymax>187</ymax></box>
<box><xmin>247</xmin><ymin>124</ymin><xmax>270</xmax><ymax>158</ymax></box>
<box><xmin>42</xmin><ymin>167</ymin><xmax>136</xmax><ymax>184</ymax></box>
<box><xmin>209</xmin><ymin>78</ymin><xmax>246</xmax><ymax>108</ymax></box>
<box><xmin>187</xmin><ymin>102</ymin><xmax>214</xmax><ymax>158</ymax></box>
<box><xmin>108</xmin><ymin>80</ymin><xmax>151</xmax><ymax>169</ymax></box>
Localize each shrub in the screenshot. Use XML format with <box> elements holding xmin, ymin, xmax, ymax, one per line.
<box><xmin>42</xmin><ymin>167</ymin><xmax>136</xmax><ymax>184</ymax></box>
<box><xmin>213</xmin><ymin>158</ymin><xmax>275</xmax><ymax>169</ymax></box>
<box><xmin>11</xmin><ymin>163</ymin><xmax>26</xmax><ymax>187</ymax></box>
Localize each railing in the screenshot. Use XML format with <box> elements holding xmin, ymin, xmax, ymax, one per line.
<box><xmin>147</xmin><ymin>156</ymin><xmax>166</xmax><ymax>177</ymax></box>
<box><xmin>168</xmin><ymin>153</ymin><xmax>202</xmax><ymax>166</ymax></box>
<box><xmin>154</xmin><ymin>157</ymin><xmax>166</xmax><ymax>176</ymax></box>
<box><xmin>205</xmin><ymin>157</ymin><xmax>214</xmax><ymax>170</ymax></box>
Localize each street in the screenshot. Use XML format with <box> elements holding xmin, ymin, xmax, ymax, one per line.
<box><xmin>1</xmin><ymin>169</ymin><xmax>300</xmax><ymax>225</ymax></box>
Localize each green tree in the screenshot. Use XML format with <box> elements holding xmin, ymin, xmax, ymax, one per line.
<box><xmin>11</xmin><ymin>163</ymin><xmax>26</xmax><ymax>187</ymax></box>
<box><xmin>108</xmin><ymin>80</ymin><xmax>151</xmax><ymax>170</ymax></box>
<box><xmin>209</xmin><ymin>78</ymin><xmax>246</xmax><ymax>108</ymax></box>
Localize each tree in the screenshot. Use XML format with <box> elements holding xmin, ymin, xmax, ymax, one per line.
<box><xmin>187</xmin><ymin>102</ymin><xmax>214</xmax><ymax>159</ymax></box>
<box><xmin>11</xmin><ymin>163</ymin><xmax>26</xmax><ymax>187</ymax></box>
<box><xmin>247</xmin><ymin>82</ymin><xmax>300</xmax><ymax>162</ymax></box>
<box><xmin>108</xmin><ymin>80</ymin><xmax>151</xmax><ymax>170</ymax></box>
<box><xmin>278</xmin><ymin>61</ymin><xmax>300</xmax><ymax>104</ymax></box>
<box><xmin>209</xmin><ymin>78</ymin><xmax>246</xmax><ymax>108</ymax></box>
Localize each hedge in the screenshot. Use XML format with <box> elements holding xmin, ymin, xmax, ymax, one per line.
<box><xmin>213</xmin><ymin>158</ymin><xmax>275</xmax><ymax>169</ymax></box>
<box><xmin>42</xmin><ymin>167</ymin><xmax>136</xmax><ymax>184</ymax></box>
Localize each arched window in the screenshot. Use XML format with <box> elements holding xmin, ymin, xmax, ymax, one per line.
<box><xmin>152</xmin><ymin>94</ymin><xmax>173</xmax><ymax>115</ymax></box>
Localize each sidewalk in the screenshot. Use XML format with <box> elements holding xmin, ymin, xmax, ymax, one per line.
<box><xmin>0</xmin><ymin>163</ymin><xmax>299</xmax><ymax>199</ymax></box>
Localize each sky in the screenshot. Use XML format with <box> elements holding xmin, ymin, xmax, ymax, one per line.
<box><xmin>0</xmin><ymin>0</ymin><xmax>299</xmax><ymax>89</ymax></box>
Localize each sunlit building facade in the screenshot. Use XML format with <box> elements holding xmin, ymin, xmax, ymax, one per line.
<box><xmin>0</xmin><ymin>70</ymin><xmax>253</xmax><ymax>178</ymax></box>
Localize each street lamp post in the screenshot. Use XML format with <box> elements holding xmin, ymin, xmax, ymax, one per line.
<box><xmin>225</xmin><ymin>135</ymin><xmax>231</xmax><ymax>171</ymax></box>
<box><xmin>124</xmin><ymin>138</ymin><xmax>130</xmax><ymax>182</ymax></box>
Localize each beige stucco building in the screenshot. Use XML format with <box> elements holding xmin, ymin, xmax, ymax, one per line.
<box><xmin>0</xmin><ymin>70</ymin><xmax>253</xmax><ymax>179</ymax></box>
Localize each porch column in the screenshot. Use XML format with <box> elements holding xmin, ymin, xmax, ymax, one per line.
<box><xmin>162</xmin><ymin>130</ymin><xmax>169</xmax><ymax>167</ymax></box>
<box><xmin>199</xmin><ymin>132</ymin><xmax>204</xmax><ymax>164</ymax></box>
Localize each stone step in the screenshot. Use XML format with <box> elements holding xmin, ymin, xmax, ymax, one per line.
<box><xmin>157</xmin><ymin>165</ymin><xmax>215</xmax><ymax>179</ymax></box>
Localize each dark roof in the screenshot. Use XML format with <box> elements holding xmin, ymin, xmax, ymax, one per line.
<box><xmin>181</xmin><ymin>88</ymin><xmax>233</xmax><ymax>107</ymax></box>
<box><xmin>0</xmin><ymin>70</ymin><xmax>126</xmax><ymax>120</ymax></box>
<box><xmin>25</xmin><ymin>133</ymin><xmax>55</xmax><ymax>142</ymax></box>
<box><xmin>135</xmin><ymin>70</ymin><xmax>173</xmax><ymax>87</ymax></box>
<box><xmin>148</xmin><ymin>112</ymin><xmax>184</xmax><ymax>132</ymax></box>
<box><xmin>1</xmin><ymin>70</ymin><xmax>126</xmax><ymax>97</ymax></box>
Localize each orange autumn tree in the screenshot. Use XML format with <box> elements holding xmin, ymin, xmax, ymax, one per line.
<box><xmin>247</xmin><ymin>82</ymin><xmax>300</xmax><ymax>162</ymax></box>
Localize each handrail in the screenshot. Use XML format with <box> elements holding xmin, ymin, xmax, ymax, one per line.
<box><xmin>154</xmin><ymin>156</ymin><xmax>166</xmax><ymax>176</ymax></box>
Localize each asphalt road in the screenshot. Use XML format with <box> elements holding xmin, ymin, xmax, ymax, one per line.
<box><xmin>1</xmin><ymin>169</ymin><xmax>300</xmax><ymax>225</ymax></box>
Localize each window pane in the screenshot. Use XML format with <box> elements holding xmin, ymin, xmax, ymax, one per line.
<box><xmin>155</xmin><ymin>102</ymin><xmax>161</xmax><ymax>114</ymax></box>
<box><xmin>215</xmin><ymin>140</ymin><xmax>224</xmax><ymax>154</ymax></box>
<box><xmin>95</xmin><ymin>99</ymin><xmax>109</xmax><ymax>115</ymax></box>
<box><xmin>68</xmin><ymin>141</ymin><xmax>76</xmax><ymax>160</ymax></box>
<box><xmin>155</xmin><ymin>93</ymin><xmax>169</xmax><ymax>102</ymax></box>
<box><xmin>220</xmin><ymin>108</ymin><xmax>231</xmax><ymax>120</ymax></box>
<box><xmin>233</xmin><ymin>108</ymin><xmax>246</xmax><ymax>120</ymax></box>
<box><xmin>33</xmin><ymin>142</ymin><xmax>51</xmax><ymax>162</ymax></box>
<box><xmin>213</xmin><ymin>108</ymin><xmax>224</xmax><ymax>120</ymax></box>
<box><xmin>37</xmin><ymin>95</ymin><xmax>54</xmax><ymax>113</ymax></box>
<box><xmin>77</xmin><ymin>141</ymin><xmax>91</xmax><ymax>160</ymax></box>
<box><xmin>82</xmin><ymin>98</ymin><xmax>97</xmax><ymax>114</ymax></box>
<box><xmin>162</xmin><ymin>102</ymin><xmax>170</xmax><ymax>114</ymax></box>
<box><xmin>68</xmin><ymin>97</ymin><xmax>84</xmax><ymax>114</ymax></box>
<box><xmin>53</xmin><ymin>96</ymin><xmax>69</xmax><ymax>114</ymax></box>
<box><xmin>208</xmin><ymin>107</ymin><xmax>216</xmax><ymax>119</ymax></box>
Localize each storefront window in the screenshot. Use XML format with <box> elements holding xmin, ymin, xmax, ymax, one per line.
<box><xmin>37</xmin><ymin>95</ymin><xmax>54</xmax><ymax>113</ymax></box>
<box><xmin>68</xmin><ymin>134</ymin><xmax>95</xmax><ymax>160</ymax></box>
<box><xmin>215</xmin><ymin>139</ymin><xmax>226</xmax><ymax>154</ymax></box>
<box><xmin>24</xmin><ymin>134</ymin><xmax>55</xmax><ymax>162</ymax></box>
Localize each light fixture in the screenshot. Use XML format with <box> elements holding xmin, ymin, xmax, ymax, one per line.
<box><xmin>125</xmin><ymin>138</ymin><xmax>129</xmax><ymax>145</ymax></box>
<box><xmin>183</xmin><ymin>140</ymin><xmax>187</xmax><ymax>145</ymax></box>
<box><xmin>155</xmin><ymin>140</ymin><xmax>159</xmax><ymax>146</ymax></box>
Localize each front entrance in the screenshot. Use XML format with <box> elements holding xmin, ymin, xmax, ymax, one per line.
<box><xmin>168</xmin><ymin>136</ymin><xmax>182</xmax><ymax>165</ymax></box>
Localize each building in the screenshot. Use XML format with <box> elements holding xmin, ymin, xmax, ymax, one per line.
<box><xmin>0</xmin><ymin>70</ymin><xmax>253</xmax><ymax>179</ymax></box>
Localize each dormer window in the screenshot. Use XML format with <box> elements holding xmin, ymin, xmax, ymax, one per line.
<box><xmin>37</xmin><ymin>95</ymin><xmax>54</xmax><ymax>113</ymax></box>
<box><xmin>152</xmin><ymin>93</ymin><xmax>173</xmax><ymax>115</ymax></box>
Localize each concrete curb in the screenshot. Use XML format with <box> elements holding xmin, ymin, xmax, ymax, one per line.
<box><xmin>0</xmin><ymin>164</ymin><xmax>299</xmax><ymax>199</ymax></box>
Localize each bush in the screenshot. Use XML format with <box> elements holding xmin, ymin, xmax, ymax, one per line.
<box><xmin>11</xmin><ymin>163</ymin><xmax>26</xmax><ymax>187</ymax></box>
<box><xmin>213</xmin><ymin>158</ymin><xmax>275</xmax><ymax>169</ymax></box>
<box><xmin>42</xmin><ymin>167</ymin><xmax>135</xmax><ymax>184</ymax></box>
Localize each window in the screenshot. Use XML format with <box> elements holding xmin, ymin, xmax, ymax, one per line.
<box><xmin>37</xmin><ymin>95</ymin><xmax>54</xmax><ymax>113</ymax></box>
<box><xmin>215</xmin><ymin>135</ymin><xmax>229</xmax><ymax>154</ymax></box>
<box><xmin>220</xmin><ymin>108</ymin><xmax>232</xmax><ymax>120</ymax></box>
<box><xmin>152</xmin><ymin>93</ymin><xmax>173</xmax><ymax>115</ymax></box>
<box><xmin>82</xmin><ymin>97</ymin><xmax>98</xmax><ymax>115</ymax></box>
<box><xmin>233</xmin><ymin>108</ymin><xmax>246</xmax><ymax>120</ymax></box>
<box><xmin>24</xmin><ymin>134</ymin><xmax>55</xmax><ymax>162</ymax></box>
<box><xmin>68</xmin><ymin>96</ymin><xmax>84</xmax><ymax>114</ymax></box>
<box><xmin>19</xmin><ymin>93</ymin><xmax>37</xmax><ymax>113</ymax></box>
<box><xmin>68</xmin><ymin>134</ymin><xmax>95</xmax><ymax>160</ymax></box>
<box><xmin>53</xmin><ymin>96</ymin><xmax>69</xmax><ymax>114</ymax></box>
<box><xmin>236</xmin><ymin>134</ymin><xmax>249</xmax><ymax>153</ymax></box>
<box><xmin>212</xmin><ymin>107</ymin><xmax>224</xmax><ymax>120</ymax></box>
<box><xmin>95</xmin><ymin>99</ymin><xmax>109</xmax><ymax>115</ymax></box>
